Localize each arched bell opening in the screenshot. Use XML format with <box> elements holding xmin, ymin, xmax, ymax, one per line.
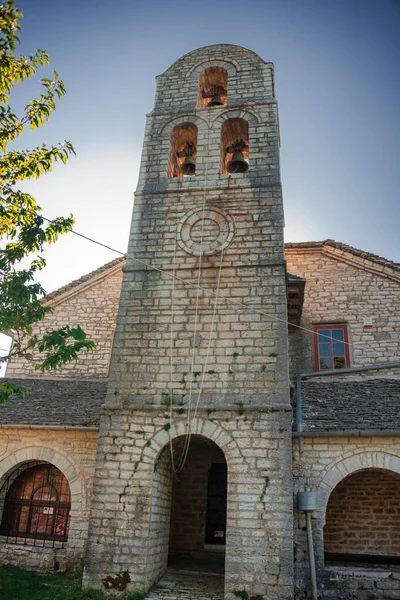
<box><xmin>0</xmin><ymin>461</ymin><xmax>71</xmax><ymax>547</ymax></box>
<box><xmin>324</xmin><ymin>468</ymin><xmax>400</xmax><ymax>567</ymax></box>
<box><xmin>198</xmin><ymin>67</ymin><xmax>228</xmax><ymax>108</ymax></box>
<box><xmin>221</xmin><ymin>118</ymin><xmax>249</xmax><ymax>174</ymax></box>
<box><xmin>167</xmin><ymin>123</ymin><xmax>198</xmax><ymax>178</ymax></box>
<box><xmin>147</xmin><ymin>435</ymin><xmax>227</xmax><ymax>588</ymax></box>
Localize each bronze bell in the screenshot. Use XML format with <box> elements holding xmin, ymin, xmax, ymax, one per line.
<box><xmin>226</xmin><ymin>139</ymin><xmax>249</xmax><ymax>174</ymax></box>
<box><xmin>207</xmin><ymin>92</ymin><xmax>224</xmax><ymax>107</ymax></box>
<box><xmin>177</xmin><ymin>142</ymin><xmax>196</xmax><ymax>175</ymax></box>
<box><xmin>180</xmin><ymin>154</ymin><xmax>196</xmax><ymax>175</ymax></box>
<box><xmin>202</xmin><ymin>85</ymin><xmax>226</xmax><ymax>107</ymax></box>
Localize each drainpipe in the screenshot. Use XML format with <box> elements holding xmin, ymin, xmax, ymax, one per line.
<box><xmin>298</xmin><ymin>489</ymin><xmax>318</xmax><ymax>600</ymax></box>
<box><xmin>295</xmin><ymin>362</ymin><xmax>400</xmax><ymax>454</ymax></box>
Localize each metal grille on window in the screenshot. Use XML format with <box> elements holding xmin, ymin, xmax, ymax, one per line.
<box><xmin>0</xmin><ymin>461</ymin><xmax>71</xmax><ymax>548</ymax></box>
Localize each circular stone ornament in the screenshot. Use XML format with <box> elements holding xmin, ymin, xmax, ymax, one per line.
<box><xmin>177</xmin><ymin>207</ymin><xmax>234</xmax><ymax>256</ymax></box>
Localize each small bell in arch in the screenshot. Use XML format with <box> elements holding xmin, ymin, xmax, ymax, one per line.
<box><xmin>226</xmin><ymin>139</ymin><xmax>249</xmax><ymax>174</ymax></box>
<box><xmin>177</xmin><ymin>142</ymin><xmax>197</xmax><ymax>176</ymax></box>
<box><xmin>202</xmin><ymin>85</ymin><xmax>226</xmax><ymax>107</ymax></box>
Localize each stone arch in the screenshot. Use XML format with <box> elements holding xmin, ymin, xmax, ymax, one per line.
<box><xmin>158</xmin><ymin>113</ymin><xmax>208</xmax><ymax>136</ymax></box>
<box><xmin>187</xmin><ymin>58</ymin><xmax>240</xmax><ymax>78</ymax></box>
<box><xmin>0</xmin><ymin>446</ymin><xmax>85</xmax><ymax>519</ymax></box>
<box><xmin>318</xmin><ymin>450</ymin><xmax>400</xmax><ymax>522</ymax></box>
<box><xmin>141</xmin><ymin>418</ymin><xmax>245</xmax><ymax>472</ymax></box>
<box><xmin>212</xmin><ymin>107</ymin><xmax>261</xmax><ymax>127</ymax></box>
<box><xmin>144</xmin><ymin>426</ymin><xmax>233</xmax><ymax>590</ymax></box>
<box><xmin>307</xmin><ymin>450</ymin><xmax>400</xmax><ymax>574</ymax></box>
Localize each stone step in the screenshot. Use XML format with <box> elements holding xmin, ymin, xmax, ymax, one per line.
<box><xmin>146</xmin><ymin>569</ymin><xmax>224</xmax><ymax>600</ymax></box>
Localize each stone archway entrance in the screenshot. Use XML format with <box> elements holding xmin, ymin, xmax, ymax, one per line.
<box><xmin>149</xmin><ymin>435</ymin><xmax>226</xmax><ymax>599</ymax></box>
<box><xmin>168</xmin><ymin>435</ymin><xmax>227</xmax><ymax>573</ymax></box>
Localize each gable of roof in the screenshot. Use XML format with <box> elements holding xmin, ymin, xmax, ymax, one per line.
<box><xmin>41</xmin><ymin>239</ymin><xmax>399</xmax><ymax>305</ymax></box>
<box><xmin>285</xmin><ymin>239</ymin><xmax>400</xmax><ymax>283</ymax></box>
<box><xmin>43</xmin><ymin>255</ymin><xmax>125</xmax><ymax>306</ymax></box>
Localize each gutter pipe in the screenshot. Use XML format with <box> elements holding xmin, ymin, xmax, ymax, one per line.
<box><xmin>293</xmin><ymin>429</ymin><xmax>400</xmax><ymax>438</ymax></box>
<box><xmin>296</xmin><ymin>362</ymin><xmax>400</xmax><ymax>454</ymax></box>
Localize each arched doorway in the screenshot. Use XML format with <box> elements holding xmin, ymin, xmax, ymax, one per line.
<box><xmin>324</xmin><ymin>468</ymin><xmax>400</xmax><ymax>565</ymax></box>
<box><xmin>149</xmin><ymin>435</ymin><xmax>226</xmax><ymax>593</ymax></box>
<box><xmin>168</xmin><ymin>436</ymin><xmax>227</xmax><ymax>569</ymax></box>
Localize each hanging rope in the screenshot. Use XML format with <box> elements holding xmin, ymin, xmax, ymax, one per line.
<box><xmin>168</xmin><ymin>204</ymin><xmax>178</xmax><ymax>473</ymax></box>
<box><xmin>168</xmin><ymin>119</ymin><xmax>214</xmax><ymax>474</ymax></box>
<box><xmin>175</xmin><ymin>243</ymin><xmax>226</xmax><ymax>473</ymax></box>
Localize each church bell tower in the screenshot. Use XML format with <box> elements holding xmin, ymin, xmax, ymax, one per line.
<box><xmin>84</xmin><ymin>45</ymin><xmax>293</xmax><ymax>600</ymax></box>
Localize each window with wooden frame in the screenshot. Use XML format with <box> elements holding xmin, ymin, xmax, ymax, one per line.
<box><xmin>313</xmin><ymin>324</ymin><xmax>350</xmax><ymax>371</ymax></box>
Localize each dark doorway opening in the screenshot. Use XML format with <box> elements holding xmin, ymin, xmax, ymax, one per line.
<box><xmin>206</xmin><ymin>463</ymin><xmax>227</xmax><ymax>545</ymax></box>
<box><xmin>167</xmin><ymin>435</ymin><xmax>227</xmax><ymax>575</ymax></box>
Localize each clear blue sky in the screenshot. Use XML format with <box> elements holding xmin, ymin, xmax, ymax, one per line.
<box><xmin>11</xmin><ymin>0</ymin><xmax>400</xmax><ymax>294</ymax></box>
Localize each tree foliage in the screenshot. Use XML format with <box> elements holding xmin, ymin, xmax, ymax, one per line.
<box><xmin>0</xmin><ymin>1</ymin><xmax>95</xmax><ymax>403</ymax></box>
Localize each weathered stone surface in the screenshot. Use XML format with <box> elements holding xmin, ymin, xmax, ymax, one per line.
<box><xmin>83</xmin><ymin>44</ymin><xmax>293</xmax><ymax>600</ymax></box>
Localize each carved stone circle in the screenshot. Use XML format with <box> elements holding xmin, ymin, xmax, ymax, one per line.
<box><xmin>176</xmin><ymin>207</ymin><xmax>234</xmax><ymax>256</ymax></box>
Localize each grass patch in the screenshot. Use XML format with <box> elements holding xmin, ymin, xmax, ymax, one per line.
<box><xmin>0</xmin><ymin>566</ymin><xmax>107</xmax><ymax>600</ymax></box>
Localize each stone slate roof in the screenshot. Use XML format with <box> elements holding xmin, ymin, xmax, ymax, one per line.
<box><xmin>0</xmin><ymin>378</ymin><xmax>107</xmax><ymax>427</ymax></box>
<box><xmin>300</xmin><ymin>379</ymin><xmax>400</xmax><ymax>431</ymax></box>
<box><xmin>285</xmin><ymin>239</ymin><xmax>400</xmax><ymax>271</ymax></box>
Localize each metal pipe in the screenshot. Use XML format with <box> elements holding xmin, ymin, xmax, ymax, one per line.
<box><xmin>299</xmin><ymin>362</ymin><xmax>400</xmax><ymax>379</ymax></box>
<box><xmin>293</xmin><ymin>429</ymin><xmax>400</xmax><ymax>438</ymax></box>
<box><xmin>295</xmin><ymin>362</ymin><xmax>400</xmax><ymax>454</ymax></box>
<box><xmin>306</xmin><ymin>511</ymin><xmax>318</xmax><ymax>600</ymax></box>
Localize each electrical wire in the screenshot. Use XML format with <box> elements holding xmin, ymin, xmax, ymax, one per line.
<box><xmin>39</xmin><ymin>213</ymin><xmax>373</xmax><ymax>349</ymax></box>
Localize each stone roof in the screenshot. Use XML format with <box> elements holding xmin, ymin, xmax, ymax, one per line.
<box><xmin>0</xmin><ymin>378</ymin><xmax>107</xmax><ymax>427</ymax></box>
<box><xmin>300</xmin><ymin>379</ymin><xmax>400</xmax><ymax>431</ymax></box>
<box><xmin>285</xmin><ymin>239</ymin><xmax>400</xmax><ymax>272</ymax></box>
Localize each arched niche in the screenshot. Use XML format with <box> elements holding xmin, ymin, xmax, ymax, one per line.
<box><xmin>168</xmin><ymin>122</ymin><xmax>198</xmax><ymax>178</ymax></box>
<box><xmin>220</xmin><ymin>117</ymin><xmax>249</xmax><ymax>174</ymax></box>
<box><xmin>324</xmin><ymin>468</ymin><xmax>400</xmax><ymax>565</ymax></box>
<box><xmin>198</xmin><ymin>67</ymin><xmax>228</xmax><ymax>108</ymax></box>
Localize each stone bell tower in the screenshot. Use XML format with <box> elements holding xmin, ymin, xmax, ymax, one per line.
<box><xmin>84</xmin><ymin>45</ymin><xmax>293</xmax><ymax>600</ymax></box>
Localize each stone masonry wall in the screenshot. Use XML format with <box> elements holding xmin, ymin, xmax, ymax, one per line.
<box><xmin>0</xmin><ymin>427</ymin><xmax>98</xmax><ymax>571</ymax></box>
<box><xmin>324</xmin><ymin>470</ymin><xmax>400</xmax><ymax>557</ymax></box>
<box><xmin>83</xmin><ymin>409</ymin><xmax>293</xmax><ymax>600</ymax></box>
<box><xmin>293</xmin><ymin>437</ymin><xmax>400</xmax><ymax>599</ymax></box>
<box><xmin>6</xmin><ymin>267</ymin><xmax>123</xmax><ymax>379</ymax></box>
<box><xmin>285</xmin><ymin>247</ymin><xmax>400</xmax><ymax>378</ymax></box>
<box><xmin>146</xmin><ymin>443</ymin><xmax>173</xmax><ymax>584</ymax></box>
